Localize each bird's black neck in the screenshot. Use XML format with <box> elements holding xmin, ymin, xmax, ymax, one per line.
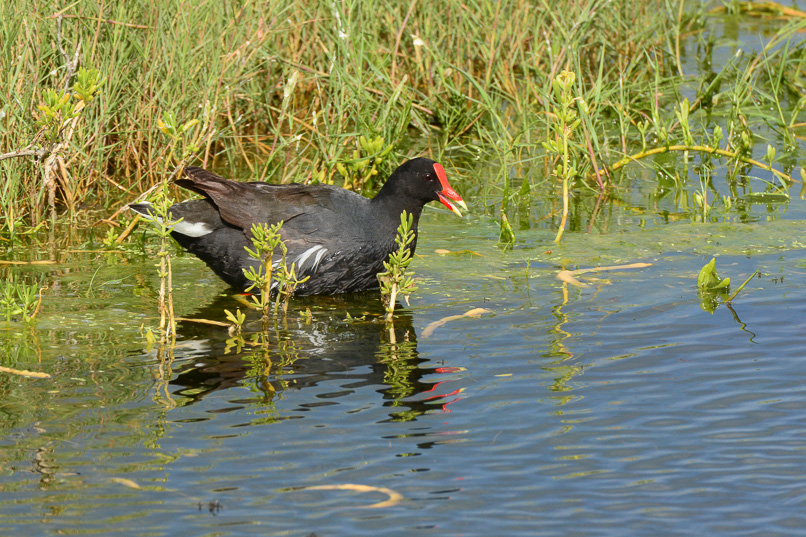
<box><xmin>370</xmin><ymin>192</ymin><xmax>424</xmax><ymax>231</ymax></box>
<box><xmin>368</xmin><ymin>189</ymin><xmax>423</xmax><ymax>256</ymax></box>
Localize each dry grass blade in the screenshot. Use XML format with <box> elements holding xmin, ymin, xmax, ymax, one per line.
<box><xmin>110</xmin><ymin>477</ymin><xmax>142</xmax><ymax>489</ymax></box>
<box><xmin>557</xmin><ymin>263</ymin><xmax>654</xmax><ymax>288</ymax></box>
<box><xmin>0</xmin><ymin>366</ymin><xmax>51</xmax><ymax>379</ymax></box>
<box><xmin>422</xmin><ymin>308</ymin><xmax>493</xmax><ymax>338</ymax></box>
<box><xmin>303</xmin><ymin>483</ymin><xmax>404</xmax><ymax>508</ymax></box>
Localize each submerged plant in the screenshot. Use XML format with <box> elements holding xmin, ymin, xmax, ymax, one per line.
<box><xmin>378</xmin><ymin>211</ymin><xmax>417</xmax><ymax>322</ymax></box>
<box><xmin>498</xmin><ymin>213</ymin><xmax>516</xmax><ymax>248</ymax></box>
<box><xmin>0</xmin><ymin>275</ymin><xmax>44</xmax><ymax>324</ymax></box>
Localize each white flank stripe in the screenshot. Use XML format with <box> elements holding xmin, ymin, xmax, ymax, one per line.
<box><xmin>312</xmin><ymin>247</ymin><xmax>328</xmax><ymax>271</ymax></box>
<box><xmin>294</xmin><ymin>245</ymin><xmax>324</xmax><ymax>270</ymax></box>
<box><xmin>130</xmin><ymin>203</ymin><xmax>214</xmax><ymax>238</ymax></box>
<box><xmin>172</xmin><ymin>220</ymin><xmax>214</xmax><ymax>238</ymax></box>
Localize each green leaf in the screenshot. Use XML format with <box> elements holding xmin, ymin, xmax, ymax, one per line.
<box><xmin>697</xmin><ymin>258</ymin><xmax>717</xmax><ymax>289</ymax></box>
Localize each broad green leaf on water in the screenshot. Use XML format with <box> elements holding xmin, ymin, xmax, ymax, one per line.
<box><xmin>697</xmin><ymin>258</ymin><xmax>715</xmax><ymax>288</ymax></box>
<box><xmin>697</xmin><ymin>258</ymin><xmax>730</xmax><ymax>313</ymax></box>
<box><xmin>697</xmin><ymin>258</ymin><xmax>729</xmax><ymax>290</ymax></box>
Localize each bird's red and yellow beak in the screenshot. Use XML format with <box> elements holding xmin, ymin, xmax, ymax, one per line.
<box><xmin>434</xmin><ymin>163</ymin><xmax>468</xmax><ymax>217</ymax></box>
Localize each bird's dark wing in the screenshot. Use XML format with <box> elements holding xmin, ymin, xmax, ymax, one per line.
<box><xmin>177</xmin><ymin>167</ymin><xmax>358</xmax><ymax>235</ymax></box>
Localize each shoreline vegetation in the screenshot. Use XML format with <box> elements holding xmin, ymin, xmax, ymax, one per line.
<box><xmin>1</xmin><ymin>0</ymin><xmax>805</xmax><ymax>239</ymax></box>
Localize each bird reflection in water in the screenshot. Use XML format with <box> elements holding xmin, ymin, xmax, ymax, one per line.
<box><xmin>166</xmin><ymin>293</ymin><xmax>461</xmax><ymax>421</ymax></box>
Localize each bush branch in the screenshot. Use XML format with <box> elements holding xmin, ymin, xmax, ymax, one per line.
<box><xmin>0</xmin><ymin>146</ymin><xmax>51</xmax><ymax>161</ymax></box>
<box><xmin>603</xmin><ymin>144</ymin><xmax>797</xmax><ymax>184</ymax></box>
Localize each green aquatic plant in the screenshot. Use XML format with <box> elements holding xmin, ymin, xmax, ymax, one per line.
<box><xmin>223</xmin><ymin>307</ymin><xmax>247</xmax><ymax>354</ymax></box>
<box><xmin>726</xmin><ymin>270</ymin><xmax>760</xmax><ymax>306</ymax></box>
<box><xmin>378</xmin><ymin>211</ymin><xmax>417</xmax><ymax>322</ymax></box>
<box><xmin>697</xmin><ymin>258</ymin><xmax>731</xmax><ymax>293</ymax></box>
<box><xmin>498</xmin><ymin>213</ymin><xmax>515</xmax><ymax>248</ymax></box>
<box><xmin>697</xmin><ymin>258</ymin><xmax>759</xmax><ymax>313</ymax></box>
<box><xmin>146</xmin><ymin>182</ymin><xmax>179</xmax><ymax>344</ymax></box>
<box><xmin>273</xmin><ymin>257</ymin><xmax>309</xmax><ymax>317</ymax></box>
<box><xmin>224</xmin><ymin>308</ymin><xmax>246</xmax><ymax>337</ymax></box>
<box><xmin>544</xmin><ymin>70</ymin><xmax>584</xmax><ymax>244</ymax></box>
<box><xmin>243</xmin><ymin>222</ymin><xmax>285</xmax><ymax>333</ymax></box>
<box><xmin>0</xmin><ymin>275</ymin><xmax>43</xmax><ymax>324</ymax></box>
<box><xmin>242</xmin><ymin>222</ymin><xmax>308</xmax><ymax>332</ymax></box>
<box><xmin>102</xmin><ymin>227</ymin><xmax>123</xmax><ymax>249</ymax></box>
<box><xmin>603</xmin><ymin>112</ymin><xmax>792</xmax><ymax>189</ymax></box>
<box><xmin>142</xmin><ymin>104</ymin><xmax>216</xmax><ymax>345</ymax></box>
<box><xmin>692</xmin><ymin>166</ymin><xmax>713</xmax><ymax>223</ymax></box>
<box><xmin>0</xmin><ymin>278</ymin><xmax>20</xmax><ymax>324</ymax></box>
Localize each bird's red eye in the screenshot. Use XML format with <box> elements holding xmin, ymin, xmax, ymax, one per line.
<box><xmin>424</xmin><ymin>173</ymin><xmax>434</xmax><ymax>182</ymax></box>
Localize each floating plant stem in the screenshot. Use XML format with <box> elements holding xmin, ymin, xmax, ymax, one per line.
<box><xmin>726</xmin><ymin>270</ymin><xmax>760</xmax><ymax>305</ymax></box>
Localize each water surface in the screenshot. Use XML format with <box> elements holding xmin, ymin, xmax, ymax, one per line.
<box><xmin>3</xmin><ymin>6</ymin><xmax>806</xmax><ymax>537</ymax></box>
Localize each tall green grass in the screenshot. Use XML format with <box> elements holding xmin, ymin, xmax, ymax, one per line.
<box><xmin>0</xmin><ymin>0</ymin><xmax>680</xmax><ymax>224</ymax></box>
<box><xmin>1</xmin><ymin>0</ymin><xmax>805</xmax><ymax>238</ymax></box>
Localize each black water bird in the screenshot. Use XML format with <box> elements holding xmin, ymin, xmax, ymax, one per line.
<box><xmin>129</xmin><ymin>158</ymin><xmax>467</xmax><ymax>295</ymax></box>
